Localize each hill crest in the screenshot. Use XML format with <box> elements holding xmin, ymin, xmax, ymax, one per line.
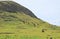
<box><xmin>0</xmin><ymin>1</ymin><xmax>37</xmax><ymax>18</ymax></box>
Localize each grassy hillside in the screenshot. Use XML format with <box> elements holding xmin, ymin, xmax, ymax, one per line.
<box><xmin>0</xmin><ymin>1</ymin><xmax>60</xmax><ymax>39</ymax></box>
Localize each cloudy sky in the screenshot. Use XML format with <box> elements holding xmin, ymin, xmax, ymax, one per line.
<box><xmin>13</xmin><ymin>0</ymin><xmax>60</xmax><ymax>26</ymax></box>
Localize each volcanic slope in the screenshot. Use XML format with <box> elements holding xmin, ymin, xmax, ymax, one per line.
<box><xmin>0</xmin><ymin>1</ymin><xmax>60</xmax><ymax>39</ymax></box>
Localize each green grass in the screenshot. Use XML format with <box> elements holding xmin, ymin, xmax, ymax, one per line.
<box><xmin>0</xmin><ymin>34</ymin><xmax>60</xmax><ymax>39</ymax></box>
<box><xmin>0</xmin><ymin>12</ymin><xmax>60</xmax><ymax>39</ymax></box>
<box><xmin>0</xmin><ymin>35</ymin><xmax>46</xmax><ymax>39</ymax></box>
<box><xmin>0</xmin><ymin>1</ymin><xmax>60</xmax><ymax>39</ymax></box>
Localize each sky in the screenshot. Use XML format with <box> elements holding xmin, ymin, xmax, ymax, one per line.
<box><xmin>13</xmin><ymin>0</ymin><xmax>60</xmax><ymax>26</ymax></box>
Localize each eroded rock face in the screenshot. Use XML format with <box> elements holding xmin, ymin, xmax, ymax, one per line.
<box><xmin>0</xmin><ymin>1</ymin><xmax>37</xmax><ymax>18</ymax></box>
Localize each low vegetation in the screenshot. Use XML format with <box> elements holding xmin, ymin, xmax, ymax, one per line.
<box><xmin>0</xmin><ymin>1</ymin><xmax>60</xmax><ymax>39</ymax></box>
